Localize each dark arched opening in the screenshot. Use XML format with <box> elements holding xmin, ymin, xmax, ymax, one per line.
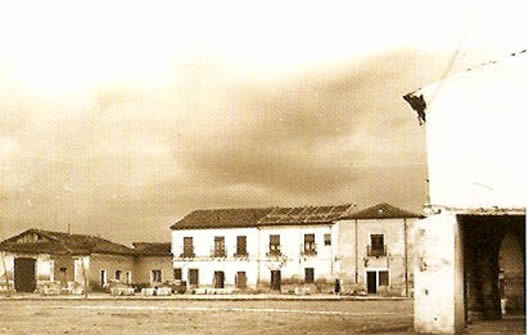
<box><xmin>461</xmin><ymin>215</ymin><xmax>525</xmax><ymax>320</ymax></box>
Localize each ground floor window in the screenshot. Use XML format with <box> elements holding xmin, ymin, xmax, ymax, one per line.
<box><xmin>100</xmin><ymin>269</ymin><xmax>107</xmax><ymax>287</ymax></box>
<box><xmin>305</xmin><ymin>268</ymin><xmax>314</xmax><ymax>283</ymax></box>
<box><xmin>214</xmin><ymin>271</ymin><xmax>225</xmax><ymax>289</ymax></box>
<box><xmin>189</xmin><ymin>269</ymin><xmax>199</xmax><ymax>286</ymax></box>
<box><xmin>151</xmin><ymin>269</ymin><xmax>162</xmax><ymax>283</ymax></box>
<box><xmin>115</xmin><ymin>270</ymin><xmax>121</xmax><ymax>281</ymax></box>
<box><xmin>379</xmin><ymin>270</ymin><xmax>389</xmax><ymax>286</ymax></box>
<box><xmin>126</xmin><ymin>271</ymin><xmax>132</xmax><ymax>284</ymax></box>
<box><xmin>236</xmin><ymin>271</ymin><xmax>247</xmax><ymax>289</ymax></box>
<box><xmin>174</xmin><ymin>268</ymin><xmax>182</xmax><ymax>280</ymax></box>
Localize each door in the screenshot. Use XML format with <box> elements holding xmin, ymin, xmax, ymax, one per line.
<box><xmin>14</xmin><ymin>258</ymin><xmax>36</xmax><ymax>293</ymax></box>
<box><xmin>214</xmin><ymin>271</ymin><xmax>224</xmax><ymax>288</ymax></box>
<box><xmin>271</xmin><ymin>270</ymin><xmax>281</xmax><ymax>291</ymax></box>
<box><xmin>367</xmin><ymin>271</ymin><xmax>377</xmax><ymax>294</ymax></box>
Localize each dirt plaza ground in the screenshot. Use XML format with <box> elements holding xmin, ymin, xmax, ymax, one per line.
<box><xmin>0</xmin><ymin>299</ymin><xmax>524</xmax><ymax>334</ymax></box>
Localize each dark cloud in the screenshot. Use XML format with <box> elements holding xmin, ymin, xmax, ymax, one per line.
<box><xmin>0</xmin><ymin>48</ymin><xmax>451</xmax><ymax>244</ymax></box>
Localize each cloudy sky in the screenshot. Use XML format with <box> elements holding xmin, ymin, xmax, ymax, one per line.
<box><xmin>0</xmin><ymin>1</ymin><xmax>525</xmax><ymax>244</ymax></box>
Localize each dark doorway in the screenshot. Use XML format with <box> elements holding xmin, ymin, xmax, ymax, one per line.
<box><xmin>189</xmin><ymin>269</ymin><xmax>199</xmax><ymax>287</ymax></box>
<box><xmin>59</xmin><ymin>267</ymin><xmax>68</xmax><ymax>288</ymax></box>
<box><xmin>14</xmin><ymin>258</ymin><xmax>36</xmax><ymax>293</ymax></box>
<box><xmin>305</xmin><ymin>268</ymin><xmax>314</xmax><ymax>283</ymax></box>
<box><xmin>271</xmin><ymin>270</ymin><xmax>281</xmax><ymax>291</ymax></box>
<box><xmin>214</xmin><ymin>271</ymin><xmax>224</xmax><ymax>288</ymax></box>
<box><xmin>461</xmin><ymin>214</ymin><xmax>525</xmax><ymax>320</ymax></box>
<box><xmin>367</xmin><ymin>271</ymin><xmax>377</xmax><ymax>294</ymax></box>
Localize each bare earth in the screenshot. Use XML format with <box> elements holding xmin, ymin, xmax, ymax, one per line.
<box><xmin>0</xmin><ymin>299</ymin><xmax>524</xmax><ymax>334</ymax></box>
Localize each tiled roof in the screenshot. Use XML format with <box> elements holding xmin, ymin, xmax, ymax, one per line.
<box><xmin>0</xmin><ymin>229</ymin><xmax>136</xmax><ymax>256</ymax></box>
<box><xmin>170</xmin><ymin>203</ymin><xmax>420</xmax><ymax>230</ymax></box>
<box><xmin>170</xmin><ymin>208</ymin><xmax>274</xmax><ymax>230</ymax></box>
<box><xmin>341</xmin><ymin>203</ymin><xmax>423</xmax><ymax>220</ymax></box>
<box><xmin>257</xmin><ymin>204</ymin><xmax>355</xmax><ymax>225</ymax></box>
<box><xmin>132</xmin><ymin>242</ymin><xmax>172</xmax><ymax>256</ymax></box>
<box><xmin>171</xmin><ymin>204</ymin><xmax>356</xmax><ymax>229</ymax></box>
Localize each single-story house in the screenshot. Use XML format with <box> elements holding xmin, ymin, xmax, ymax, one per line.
<box><xmin>0</xmin><ymin>229</ymin><xmax>172</xmax><ymax>293</ymax></box>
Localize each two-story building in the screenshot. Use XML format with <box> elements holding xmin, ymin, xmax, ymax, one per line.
<box><xmin>170</xmin><ymin>203</ymin><xmax>422</xmax><ymax>295</ymax></box>
<box><xmin>336</xmin><ymin>203</ymin><xmax>423</xmax><ymax>296</ymax></box>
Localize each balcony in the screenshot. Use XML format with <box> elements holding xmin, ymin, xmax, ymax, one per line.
<box><xmin>367</xmin><ymin>245</ymin><xmax>387</xmax><ymax>257</ymax></box>
<box><xmin>301</xmin><ymin>248</ymin><xmax>317</xmax><ymax>256</ymax></box>
<box><xmin>266</xmin><ymin>248</ymin><xmax>282</xmax><ymax>257</ymax></box>
<box><xmin>211</xmin><ymin>248</ymin><xmax>227</xmax><ymax>258</ymax></box>
<box><xmin>301</xmin><ymin>242</ymin><xmax>317</xmax><ymax>256</ymax></box>
<box><xmin>178</xmin><ymin>252</ymin><xmax>195</xmax><ymax>259</ymax></box>
<box><xmin>233</xmin><ymin>252</ymin><xmax>249</xmax><ymax>258</ymax></box>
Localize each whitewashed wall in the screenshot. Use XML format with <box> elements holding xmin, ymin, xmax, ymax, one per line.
<box><xmin>171</xmin><ymin>224</ymin><xmax>339</xmax><ymax>287</ymax></box>
<box><xmin>0</xmin><ymin>253</ymin><xmax>14</xmax><ymax>289</ymax></box>
<box><xmin>412</xmin><ymin>53</ymin><xmax>527</xmax><ymax>209</ymax></box>
<box><xmin>257</xmin><ymin>224</ymin><xmax>336</xmax><ymax>283</ymax></box>
<box><xmin>172</xmin><ymin>227</ymin><xmax>260</xmax><ymax>287</ymax></box>
<box><xmin>171</xmin><ymin>227</ymin><xmax>259</xmax><ymax>259</ymax></box>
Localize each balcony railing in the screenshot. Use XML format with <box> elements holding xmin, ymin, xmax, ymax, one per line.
<box><xmin>301</xmin><ymin>248</ymin><xmax>317</xmax><ymax>256</ymax></box>
<box><xmin>266</xmin><ymin>248</ymin><xmax>282</xmax><ymax>257</ymax></box>
<box><xmin>367</xmin><ymin>245</ymin><xmax>387</xmax><ymax>257</ymax></box>
<box><xmin>179</xmin><ymin>252</ymin><xmax>195</xmax><ymax>258</ymax></box>
<box><xmin>233</xmin><ymin>251</ymin><xmax>249</xmax><ymax>257</ymax></box>
<box><xmin>211</xmin><ymin>248</ymin><xmax>227</xmax><ymax>258</ymax></box>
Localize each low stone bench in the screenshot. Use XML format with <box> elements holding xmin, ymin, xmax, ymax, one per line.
<box><xmin>156</xmin><ymin>287</ymin><xmax>172</xmax><ymax>296</ymax></box>
<box><xmin>140</xmin><ymin>288</ymin><xmax>156</xmax><ymax>296</ymax></box>
<box><xmin>111</xmin><ymin>287</ymin><xmax>135</xmax><ymax>296</ymax></box>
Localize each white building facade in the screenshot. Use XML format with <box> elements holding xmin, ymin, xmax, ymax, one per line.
<box><xmin>171</xmin><ymin>203</ymin><xmax>421</xmax><ymax>295</ymax></box>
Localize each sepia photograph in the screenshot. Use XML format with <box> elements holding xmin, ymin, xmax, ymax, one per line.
<box><xmin>0</xmin><ymin>1</ymin><xmax>526</xmax><ymax>334</ymax></box>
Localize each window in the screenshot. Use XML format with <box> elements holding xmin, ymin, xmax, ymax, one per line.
<box><xmin>269</xmin><ymin>235</ymin><xmax>281</xmax><ymax>255</ymax></box>
<box><xmin>126</xmin><ymin>271</ymin><xmax>132</xmax><ymax>284</ymax></box>
<box><xmin>324</xmin><ymin>233</ymin><xmax>331</xmax><ymax>246</ymax></box>
<box><xmin>305</xmin><ymin>268</ymin><xmax>314</xmax><ymax>283</ymax></box>
<box><xmin>100</xmin><ymin>269</ymin><xmax>107</xmax><ymax>287</ymax></box>
<box><xmin>214</xmin><ymin>236</ymin><xmax>226</xmax><ymax>257</ymax></box>
<box><xmin>304</xmin><ymin>234</ymin><xmax>316</xmax><ymax>255</ymax></box>
<box><xmin>59</xmin><ymin>267</ymin><xmax>67</xmax><ymax>273</ymax></box>
<box><xmin>371</xmin><ymin>234</ymin><xmax>384</xmax><ymax>249</ymax></box>
<box><xmin>236</xmin><ymin>236</ymin><xmax>248</xmax><ymax>256</ymax></box>
<box><xmin>236</xmin><ymin>271</ymin><xmax>247</xmax><ymax>289</ymax></box>
<box><xmin>214</xmin><ymin>271</ymin><xmax>225</xmax><ymax>289</ymax></box>
<box><xmin>183</xmin><ymin>237</ymin><xmax>194</xmax><ymax>257</ymax></box>
<box><xmin>174</xmin><ymin>268</ymin><xmax>182</xmax><ymax>280</ymax></box>
<box><xmin>379</xmin><ymin>271</ymin><xmax>389</xmax><ymax>286</ymax></box>
<box><xmin>115</xmin><ymin>270</ymin><xmax>121</xmax><ymax>281</ymax></box>
<box><xmin>368</xmin><ymin>234</ymin><xmax>386</xmax><ymax>256</ymax></box>
<box><xmin>152</xmin><ymin>269</ymin><xmax>162</xmax><ymax>283</ymax></box>
<box><xmin>189</xmin><ymin>269</ymin><xmax>199</xmax><ymax>286</ymax></box>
